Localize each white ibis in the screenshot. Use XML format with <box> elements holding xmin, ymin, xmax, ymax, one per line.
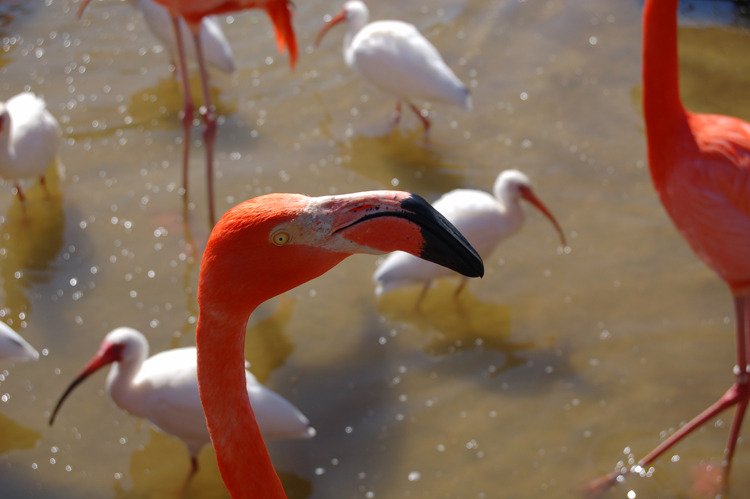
<box><xmin>0</xmin><ymin>93</ymin><xmax>61</xmax><ymax>202</ymax></box>
<box><xmin>0</xmin><ymin>322</ymin><xmax>39</xmax><ymax>362</ymax></box>
<box><xmin>49</xmin><ymin>327</ymin><xmax>314</xmax><ymax>474</ymax></box>
<box><xmin>132</xmin><ymin>0</ymin><xmax>236</xmax><ymax>75</ymax></box>
<box><xmin>373</xmin><ymin>170</ymin><xmax>566</xmax><ymax>303</ymax></box>
<box><xmin>314</xmin><ymin>0</ymin><xmax>471</xmax><ymax>135</ymax></box>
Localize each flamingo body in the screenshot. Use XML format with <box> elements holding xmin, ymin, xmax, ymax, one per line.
<box><xmin>583</xmin><ymin>1</ymin><xmax>750</xmax><ymax>495</ymax></box>
<box><xmin>0</xmin><ymin>93</ymin><xmax>60</xmax><ymax>200</ymax></box>
<box><xmin>50</xmin><ymin>328</ymin><xmax>313</xmax><ymax>467</ymax></box>
<box><xmin>196</xmin><ymin>190</ymin><xmax>484</xmax><ymax>498</ymax></box>
<box><xmin>143</xmin><ymin>0</ymin><xmax>296</xmax><ymax>63</ymax></box>
<box><xmin>0</xmin><ymin>322</ymin><xmax>38</xmax><ymax>362</ymax></box>
<box><xmin>654</xmin><ymin>110</ymin><xmax>750</xmax><ymax>292</ymax></box>
<box><xmin>374</xmin><ymin>170</ymin><xmax>565</xmax><ymax>296</ymax></box>
<box><xmin>316</xmin><ymin>1</ymin><xmax>470</xmax><ymax>130</ymax></box>
<box><xmin>134</xmin><ymin>0</ymin><xmax>236</xmax><ymax>74</ymax></box>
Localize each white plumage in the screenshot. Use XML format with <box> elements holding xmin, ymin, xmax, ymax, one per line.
<box><xmin>0</xmin><ymin>93</ymin><xmax>61</xmax><ymax>201</ymax></box>
<box><xmin>50</xmin><ymin>327</ymin><xmax>314</xmax><ymax>471</ymax></box>
<box><xmin>316</xmin><ymin>1</ymin><xmax>470</xmax><ymax>131</ymax></box>
<box><xmin>374</xmin><ymin>170</ymin><xmax>566</xmax><ymax>297</ymax></box>
<box><xmin>0</xmin><ymin>322</ymin><xmax>39</xmax><ymax>362</ymax></box>
<box><xmin>132</xmin><ymin>0</ymin><xmax>236</xmax><ymax>74</ymax></box>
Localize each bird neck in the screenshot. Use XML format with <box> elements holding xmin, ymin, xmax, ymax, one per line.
<box><xmin>343</xmin><ymin>12</ymin><xmax>368</xmax><ymax>59</ymax></box>
<box><xmin>0</xmin><ymin>125</ymin><xmax>13</xmax><ymax>161</ymax></box>
<box><xmin>642</xmin><ymin>0</ymin><xmax>693</xmax><ymax>184</ymax></box>
<box><xmin>106</xmin><ymin>357</ymin><xmax>146</xmax><ymax>417</ymax></box>
<box><xmin>197</xmin><ymin>307</ymin><xmax>287</xmax><ymax>499</ymax></box>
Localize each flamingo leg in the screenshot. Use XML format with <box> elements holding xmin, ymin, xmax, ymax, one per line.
<box><xmin>580</xmin><ymin>293</ymin><xmax>750</xmax><ymax>499</ymax></box>
<box><xmin>40</xmin><ymin>174</ymin><xmax>50</xmax><ymax>198</ymax></box>
<box><xmin>721</xmin><ymin>294</ymin><xmax>750</xmax><ymax>490</ymax></box>
<box><xmin>453</xmin><ymin>278</ymin><xmax>468</xmax><ymax>299</ymax></box>
<box><xmin>408</xmin><ymin>103</ymin><xmax>431</xmax><ymax>137</ymax></box>
<box><xmin>14</xmin><ymin>182</ymin><xmax>25</xmax><ymax>203</ymax></box>
<box><xmin>191</xmin><ymin>30</ymin><xmax>217</xmax><ymax>227</ymax></box>
<box><xmin>171</xmin><ymin>14</ymin><xmax>194</xmax><ymax>201</ymax></box>
<box><xmin>391</xmin><ymin>101</ymin><xmax>402</xmax><ymax>126</ymax></box>
<box><xmin>414</xmin><ymin>280</ymin><xmax>431</xmax><ymax>312</ymax></box>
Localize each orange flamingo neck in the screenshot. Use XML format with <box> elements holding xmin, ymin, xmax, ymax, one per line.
<box><xmin>197</xmin><ymin>309</ymin><xmax>286</xmax><ymax>499</ymax></box>
<box><xmin>642</xmin><ymin>0</ymin><xmax>694</xmax><ymax>185</ymax></box>
<box><xmin>195</xmin><ymin>194</ymin><xmax>348</xmax><ymax>499</ymax></box>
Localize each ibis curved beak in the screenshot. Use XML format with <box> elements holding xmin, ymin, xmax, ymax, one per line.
<box><xmin>519</xmin><ymin>186</ymin><xmax>567</xmax><ymax>247</ymax></box>
<box><xmin>49</xmin><ymin>343</ymin><xmax>119</xmax><ymax>426</ymax></box>
<box><xmin>314</xmin><ymin>10</ymin><xmax>347</xmax><ymax>48</ymax></box>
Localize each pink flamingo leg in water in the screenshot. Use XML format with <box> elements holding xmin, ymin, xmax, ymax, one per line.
<box><xmin>582</xmin><ymin>294</ymin><xmax>750</xmax><ymax>498</ymax></box>
<box><xmin>391</xmin><ymin>101</ymin><xmax>402</xmax><ymax>126</ymax></box>
<box><xmin>14</xmin><ymin>182</ymin><xmax>25</xmax><ymax>203</ymax></box>
<box><xmin>408</xmin><ymin>103</ymin><xmax>430</xmax><ymax>138</ymax></box>
<box><xmin>170</xmin><ymin>15</ymin><xmax>195</xmax><ymax>201</ymax></box>
<box><xmin>191</xmin><ymin>30</ymin><xmax>217</xmax><ymax>227</ymax></box>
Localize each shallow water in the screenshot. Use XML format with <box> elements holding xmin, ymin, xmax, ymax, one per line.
<box><xmin>0</xmin><ymin>0</ymin><xmax>749</xmax><ymax>498</ymax></box>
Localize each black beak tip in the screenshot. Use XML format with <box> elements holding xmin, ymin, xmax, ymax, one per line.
<box><xmin>401</xmin><ymin>193</ymin><xmax>485</xmax><ymax>278</ymax></box>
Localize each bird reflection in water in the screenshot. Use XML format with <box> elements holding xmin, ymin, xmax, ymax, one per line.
<box><xmin>0</xmin><ymin>164</ymin><xmax>65</xmax><ymax>319</ymax></box>
<box><xmin>112</xmin><ymin>429</ymin><xmax>312</xmax><ymax>499</ymax></box>
<box><xmin>0</xmin><ymin>412</ymin><xmax>41</xmax><ymax>456</ymax></box>
<box><xmin>376</xmin><ymin>281</ymin><xmax>534</xmax><ymax>373</ymax></box>
<box><xmin>244</xmin><ymin>295</ymin><xmax>297</xmax><ymax>384</ymax></box>
<box><xmin>127</xmin><ymin>77</ymin><xmax>236</xmax><ymax>135</ymax></box>
<box><xmin>336</xmin><ymin>127</ymin><xmax>467</xmax><ymax>196</ymax></box>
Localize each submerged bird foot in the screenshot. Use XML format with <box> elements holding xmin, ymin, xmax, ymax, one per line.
<box><xmin>577</xmin><ymin>470</ymin><xmax>622</xmax><ymax>499</ymax></box>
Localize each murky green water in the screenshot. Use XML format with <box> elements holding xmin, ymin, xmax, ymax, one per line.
<box><xmin>0</xmin><ymin>0</ymin><xmax>749</xmax><ymax>498</ymax></box>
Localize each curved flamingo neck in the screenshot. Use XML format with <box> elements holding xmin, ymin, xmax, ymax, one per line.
<box><xmin>197</xmin><ymin>307</ymin><xmax>287</xmax><ymax>499</ymax></box>
<box><xmin>642</xmin><ymin>0</ymin><xmax>693</xmax><ymax>185</ymax></box>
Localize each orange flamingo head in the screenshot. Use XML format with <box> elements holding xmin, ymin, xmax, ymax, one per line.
<box><xmin>199</xmin><ymin>191</ymin><xmax>484</xmax><ymax>317</ymax></box>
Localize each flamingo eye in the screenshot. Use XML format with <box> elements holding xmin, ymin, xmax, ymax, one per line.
<box><xmin>271</xmin><ymin>232</ymin><xmax>290</xmax><ymax>246</ymax></box>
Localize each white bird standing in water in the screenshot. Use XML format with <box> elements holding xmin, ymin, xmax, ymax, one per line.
<box><xmin>0</xmin><ymin>322</ymin><xmax>39</xmax><ymax>362</ymax></box>
<box><xmin>49</xmin><ymin>327</ymin><xmax>314</xmax><ymax>474</ymax></box>
<box><xmin>0</xmin><ymin>93</ymin><xmax>61</xmax><ymax>202</ymax></box>
<box><xmin>132</xmin><ymin>0</ymin><xmax>236</xmax><ymax>74</ymax></box>
<box><xmin>374</xmin><ymin>170</ymin><xmax>566</xmax><ymax>303</ymax></box>
<box><xmin>315</xmin><ymin>0</ymin><xmax>471</xmax><ymax>135</ymax></box>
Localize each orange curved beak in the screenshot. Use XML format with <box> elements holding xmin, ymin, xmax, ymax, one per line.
<box><xmin>48</xmin><ymin>341</ymin><xmax>121</xmax><ymax>426</ymax></box>
<box><xmin>519</xmin><ymin>186</ymin><xmax>567</xmax><ymax>247</ymax></box>
<box><xmin>314</xmin><ymin>10</ymin><xmax>347</xmax><ymax>48</ymax></box>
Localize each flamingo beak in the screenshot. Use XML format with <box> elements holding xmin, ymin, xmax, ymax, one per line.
<box><xmin>330</xmin><ymin>191</ymin><xmax>485</xmax><ymax>279</ymax></box>
<box><xmin>519</xmin><ymin>186</ymin><xmax>567</xmax><ymax>247</ymax></box>
<box><xmin>314</xmin><ymin>10</ymin><xmax>347</xmax><ymax>48</ymax></box>
<box><xmin>48</xmin><ymin>342</ymin><xmax>120</xmax><ymax>426</ymax></box>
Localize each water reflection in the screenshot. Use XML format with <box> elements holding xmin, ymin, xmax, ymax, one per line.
<box><xmin>112</xmin><ymin>429</ymin><xmax>312</xmax><ymax>499</ymax></box>
<box><xmin>245</xmin><ymin>296</ymin><xmax>296</xmax><ymax>384</ymax></box>
<box><xmin>128</xmin><ymin>76</ymin><xmax>237</xmax><ymax>132</ymax></box>
<box><xmin>338</xmin><ymin>128</ymin><xmax>467</xmax><ymax>196</ymax></box>
<box><xmin>376</xmin><ymin>281</ymin><xmax>536</xmax><ymax>375</ymax></box>
<box><xmin>0</xmin><ymin>411</ymin><xmax>41</xmax><ymax>455</ymax></box>
<box><xmin>0</xmin><ymin>164</ymin><xmax>65</xmax><ymax>319</ymax></box>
